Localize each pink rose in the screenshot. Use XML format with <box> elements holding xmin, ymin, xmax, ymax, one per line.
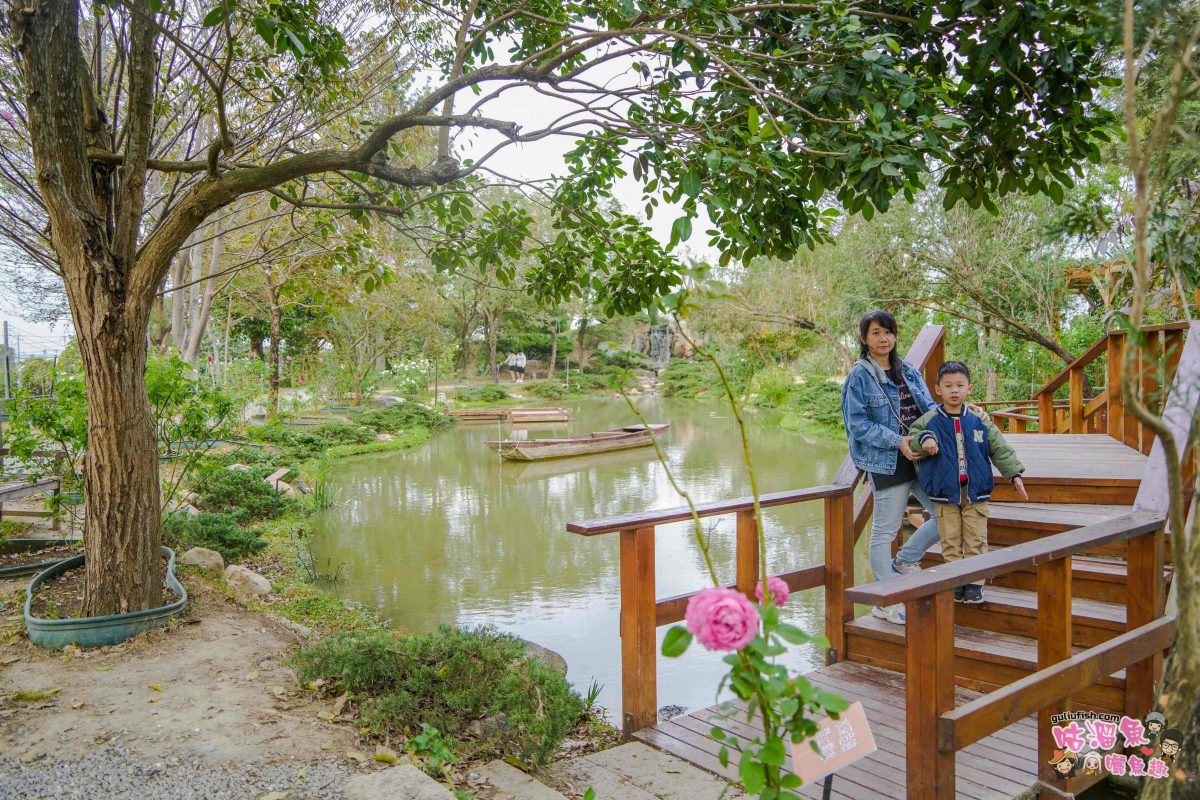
<box><xmin>685</xmin><ymin>587</ymin><xmax>760</xmax><ymax>651</ymax></box>
<box><xmin>755</xmin><ymin>576</ymin><xmax>790</xmax><ymax>607</ymax></box>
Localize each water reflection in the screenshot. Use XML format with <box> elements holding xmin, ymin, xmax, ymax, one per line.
<box><xmin>313</xmin><ymin>397</ymin><xmax>850</xmax><ymax>722</ymax></box>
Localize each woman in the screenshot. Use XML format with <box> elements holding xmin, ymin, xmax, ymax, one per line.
<box><xmin>841</xmin><ymin>310</ymin><xmax>941</xmax><ymax>625</ymax></box>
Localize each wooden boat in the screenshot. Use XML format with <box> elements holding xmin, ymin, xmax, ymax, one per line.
<box><xmin>446</xmin><ymin>407</ymin><xmax>510</xmax><ymax>421</ymax></box>
<box><xmin>486</xmin><ymin>424</ymin><xmax>668</xmax><ymax>461</ymax></box>
<box><xmin>507</xmin><ymin>407</ymin><xmax>571</xmax><ymax>423</ymax></box>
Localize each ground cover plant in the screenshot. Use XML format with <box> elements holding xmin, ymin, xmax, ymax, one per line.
<box><xmin>290</xmin><ymin>626</ymin><xmax>584</xmax><ymax>767</ymax></box>
<box><xmin>455</xmin><ymin>385</ymin><xmax>511</xmax><ymax>404</ymax></box>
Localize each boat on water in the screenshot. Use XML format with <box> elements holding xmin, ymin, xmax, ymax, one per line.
<box><xmin>446</xmin><ymin>407</ymin><xmax>511</xmax><ymax>421</ymax></box>
<box><xmin>486</xmin><ymin>423</ymin><xmax>669</xmax><ymax>461</ymax></box>
<box><xmin>507</xmin><ymin>407</ymin><xmax>571</xmax><ymax>423</ymax></box>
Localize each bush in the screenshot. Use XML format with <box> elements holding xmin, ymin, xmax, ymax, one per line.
<box><xmin>191</xmin><ymin>463</ymin><xmax>293</xmax><ymax>521</ymax></box>
<box><xmin>457</xmin><ymin>385</ymin><xmax>510</xmax><ymax>403</ymax></box>
<box><xmin>524</xmin><ymin>380</ymin><xmax>566</xmax><ymax>400</ymax></box>
<box><xmin>162</xmin><ymin>511</ymin><xmax>266</xmax><ymax>560</ymax></box>
<box><xmin>251</xmin><ymin>422</ymin><xmax>376</xmax><ymax>462</ymax></box>
<box><xmin>291</xmin><ymin>626</ymin><xmax>583</xmax><ymax>766</ymax></box>
<box><xmin>593</xmin><ymin>350</ymin><xmax>651</xmax><ymax>370</ymax></box>
<box><xmin>749</xmin><ymin>366</ymin><xmax>796</xmax><ymax>407</ymax></box>
<box><xmin>660</xmin><ymin>360</ymin><xmax>717</xmax><ymax>398</ymax></box>
<box><xmin>352</xmin><ymin>403</ymin><xmax>453</xmax><ymax>434</ymax></box>
<box><xmin>782</xmin><ymin>379</ymin><xmax>845</xmax><ymax>430</ymax></box>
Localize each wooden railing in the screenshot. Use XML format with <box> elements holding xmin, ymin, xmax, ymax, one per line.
<box><xmin>844</xmin><ymin>321</ymin><xmax>1198</xmax><ymax>799</ymax></box>
<box><xmin>984</xmin><ymin>321</ymin><xmax>1191</xmax><ymax>446</ymax></box>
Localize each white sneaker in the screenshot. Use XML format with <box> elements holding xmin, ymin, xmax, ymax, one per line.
<box><xmin>892</xmin><ymin>558</ymin><xmax>922</xmax><ymax>575</ymax></box>
<box><xmin>871</xmin><ymin>604</ymin><xmax>906</xmax><ymax>625</ymax></box>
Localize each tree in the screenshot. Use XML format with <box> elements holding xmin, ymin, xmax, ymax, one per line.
<box><xmin>2</xmin><ymin>0</ymin><xmax>1119</xmax><ymax>614</ymax></box>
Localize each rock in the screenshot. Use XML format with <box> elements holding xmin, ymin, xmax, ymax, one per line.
<box><xmin>225</xmin><ymin>463</ymin><xmax>252</xmax><ymax>472</ymax></box>
<box><xmin>467</xmin><ymin>712</ymin><xmax>509</xmax><ymax>740</ymax></box>
<box><xmin>269</xmin><ymin>480</ymin><xmax>297</xmax><ymax>496</ymax></box>
<box><xmin>370</xmin><ymin>395</ymin><xmax>404</xmax><ymax>409</ymax></box>
<box><xmin>342</xmin><ymin>764</ymin><xmax>452</xmax><ymax>800</ymax></box>
<box><xmin>520</xmin><ymin>639</ymin><xmax>568</xmax><ymax>676</ymax></box>
<box><xmin>265</xmin><ymin>613</ymin><xmax>315</xmax><ymax>640</ymax></box>
<box><xmin>167</xmin><ymin>500</ymin><xmax>201</xmax><ymax>517</ymax></box>
<box><xmin>179</xmin><ymin>547</ymin><xmax>225</xmax><ymax>574</ymax></box>
<box><xmin>224</xmin><ymin>565</ymin><xmax>272</xmax><ymax>598</ymax></box>
<box><xmin>658</xmin><ymin>704</ymin><xmax>687</xmax><ymax>722</ymax></box>
<box><xmin>375</xmin><ymin>433</ymin><xmax>394</xmax><ymax>442</ymax></box>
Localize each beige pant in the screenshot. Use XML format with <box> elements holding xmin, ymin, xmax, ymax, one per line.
<box><xmin>935</xmin><ymin>487</ymin><xmax>989</xmax><ymax>586</ymax></box>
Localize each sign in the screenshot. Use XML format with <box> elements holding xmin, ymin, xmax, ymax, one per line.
<box><xmin>791</xmin><ymin>701</ymin><xmax>877</xmax><ymax>783</ymax></box>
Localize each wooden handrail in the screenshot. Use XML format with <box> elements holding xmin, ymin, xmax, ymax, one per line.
<box><xmin>937</xmin><ymin>617</ymin><xmax>1177</xmax><ymax>754</ymax></box>
<box><xmin>1033</xmin><ymin>335</ymin><xmax>1110</xmax><ymax>398</ymax></box>
<box><xmin>565</xmin><ymin>484</ymin><xmax>850</xmax><ymax>535</ymax></box>
<box><xmin>844</xmin><ymin>513</ymin><xmax>1165</xmax><ymax>607</ymax></box>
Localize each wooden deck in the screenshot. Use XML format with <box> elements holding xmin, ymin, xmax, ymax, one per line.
<box><xmin>636</xmin><ymin>661</ymin><xmax>1042</xmax><ymax>800</ymax></box>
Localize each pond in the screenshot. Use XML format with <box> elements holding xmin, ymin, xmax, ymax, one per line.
<box><xmin>311</xmin><ymin>395</ymin><xmax>861</xmax><ymax>723</ymax></box>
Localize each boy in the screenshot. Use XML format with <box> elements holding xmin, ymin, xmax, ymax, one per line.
<box><xmin>908</xmin><ymin>362</ymin><xmax>1027</xmax><ymax>603</ymax></box>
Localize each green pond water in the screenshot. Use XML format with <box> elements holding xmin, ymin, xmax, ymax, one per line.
<box><xmin>311</xmin><ymin>396</ymin><xmax>858</xmax><ymax>722</ymax></box>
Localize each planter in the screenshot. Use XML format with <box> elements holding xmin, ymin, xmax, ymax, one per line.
<box><xmin>0</xmin><ymin>538</ymin><xmax>81</xmax><ymax>579</ymax></box>
<box><xmin>24</xmin><ymin>546</ymin><xmax>187</xmax><ymax>649</ymax></box>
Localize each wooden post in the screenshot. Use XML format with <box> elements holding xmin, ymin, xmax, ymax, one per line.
<box><xmin>824</xmin><ymin>493</ymin><xmax>854</xmax><ymax>665</ymax></box>
<box><xmin>1125</xmin><ymin>528</ymin><xmax>1164</xmax><ymax>719</ymax></box>
<box><xmin>736</xmin><ymin>509</ymin><xmax>759</xmax><ymax>600</ymax></box>
<box><xmin>620</xmin><ymin>525</ymin><xmax>657</xmax><ymax>736</ymax></box>
<box><xmin>1038</xmin><ymin>392</ymin><xmax>1055</xmax><ymax>434</ymax></box>
<box><xmin>906</xmin><ymin>591</ymin><xmax>955</xmax><ymax>800</ymax></box>
<box><xmin>1037</xmin><ymin>557</ymin><xmax>1073</xmax><ymax>788</ymax></box>
<box><xmin>1140</xmin><ymin>333</ymin><xmax>1161</xmax><ymax>455</ymax></box>
<box><xmin>922</xmin><ymin>333</ymin><xmax>946</xmax><ymax>392</ymax></box>
<box><xmin>1068</xmin><ymin>368</ymin><xmax>1084</xmax><ymax>434</ymax></box>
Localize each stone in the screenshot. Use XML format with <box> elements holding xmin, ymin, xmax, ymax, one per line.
<box><xmin>179</xmin><ymin>547</ymin><xmax>224</xmax><ymax>574</ymax></box>
<box><xmin>224</xmin><ymin>565</ymin><xmax>272</xmax><ymax>598</ymax></box>
<box><xmin>370</xmin><ymin>395</ymin><xmax>404</xmax><ymax>409</ymax></box>
<box><xmin>341</xmin><ymin>764</ymin><xmax>453</xmax><ymax>800</ymax></box>
<box><xmin>473</xmin><ymin>760</ymin><xmax>567</xmax><ymax>800</ymax></box>
<box><xmin>520</xmin><ymin>639</ymin><xmax>568</xmax><ymax>676</ymax></box>
<box><xmin>375</xmin><ymin>433</ymin><xmax>394</xmax><ymax>442</ymax></box>
<box><xmin>225</xmin><ymin>463</ymin><xmax>252</xmax><ymax>472</ymax></box>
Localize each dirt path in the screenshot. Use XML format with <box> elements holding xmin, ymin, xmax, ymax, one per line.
<box><xmin>0</xmin><ymin>576</ymin><xmax>358</xmax><ymax>768</ymax></box>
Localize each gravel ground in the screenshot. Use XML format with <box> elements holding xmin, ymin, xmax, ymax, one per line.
<box><xmin>0</xmin><ymin>744</ymin><xmax>354</xmax><ymax>799</ymax></box>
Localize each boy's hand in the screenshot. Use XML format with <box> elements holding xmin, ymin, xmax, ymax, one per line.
<box><xmin>1013</xmin><ymin>476</ymin><xmax>1029</xmax><ymax>501</ymax></box>
<box><xmin>922</xmin><ymin>438</ymin><xmax>939</xmax><ymax>455</ymax></box>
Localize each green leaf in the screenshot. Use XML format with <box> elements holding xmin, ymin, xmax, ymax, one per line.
<box><xmin>202</xmin><ymin>5</ymin><xmax>228</xmax><ymax>27</ymax></box>
<box><xmin>775</xmin><ymin>624</ymin><xmax>812</xmax><ymax>645</ymax></box>
<box><xmin>671</xmin><ymin>215</ymin><xmax>693</xmax><ymax>244</ymax></box>
<box><xmin>269</xmin><ymin>195</ymin><xmax>280</xmax><ymax>211</ymax></box>
<box><xmin>718</xmin><ymin>745</ymin><xmax>730</xmax><ymax>767</ymax></box>
<box><xmin>747</xmin><ymin>106</ymin><xmax>759</xmax><ymax>137</ymax></box>
<box><xmin>759</xmin><ymin>737</ymin><xmax>787</xmax><ymax>766</ymax></box>
<box><xmin>584</xmin><ymin>789</ymin><xmax>596</xmax><ymax>800</ymax></box>
<box><xmin>1047</xmin><ymin>181</ymin><xmax>1064</xmax><ymax>204</ymax></box>
<box><xmin>662</xmin><ymin>626</ymin><xmax>692</xmax><ymax>657</ymax></box>
<box><xmin>899</xmin><ymin>90</ymin><xmax>916</xmax><ymax>109</ymax></box>
<box><xmin>739</xmin><ymin>752</ymin><xmax>766</xmax><ymax>793</ymax></box>
<box><xmin>681</xmin><ymin>171</ymin><xmax>701</xmax><ymax>198</ymax></box>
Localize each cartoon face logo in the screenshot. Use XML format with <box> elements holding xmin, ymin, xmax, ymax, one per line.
<box><xmin>1082</xmin><ymin>752</ymin><xmax>1102</xmax><ymax>775</ymax></box>
<box><xmin>1144</xmin><ymin>712</ymin><xmax>1167</xmax><ymax>738</ymax></box>
<box><xmin>1160</xmin><ymin>730</ymin><xmax>1184</xmax><ymax>762</ymax></box>
<box><xmin>1048</xmin><ymin>750</ymin><xmax>1079</xmax><ymax>778</ymax></box>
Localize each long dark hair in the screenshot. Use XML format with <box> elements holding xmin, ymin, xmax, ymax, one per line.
<box><xmin>858</xmin><ymin>309</ymin><xmax>904</xmax><ymax>380</ymax></box>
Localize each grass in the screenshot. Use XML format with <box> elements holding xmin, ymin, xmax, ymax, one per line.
<box><xmin>7</xmin><ymin>688</ymin><xmax>61</xmax><ymax>702</ymax></box>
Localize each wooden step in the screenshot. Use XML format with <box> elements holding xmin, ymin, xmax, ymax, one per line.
<box><xmin>984</xmin><ymin>502</ymin><xmax>1173</xmax><ymax>560</ymax></box>
<box><xmin>917</xmin><ymin>544</ymin><xmax>1171</xmax><ymax>604</ymax></box>
<box><xmin>952</xmin><ymin>585</ymin><xmax>1125</xmax><ymax>648</ymax></box>
<box><xmin>843</xmin><ymin>614</ymin><xmax>1126</xmax><ymax>713</ymax></box>
<box><xmin>996</xmin><ymin>434</ymin><xmax>1145</xmax><ymax>504</ymax></box>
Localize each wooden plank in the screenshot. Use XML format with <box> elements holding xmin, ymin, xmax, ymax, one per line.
<box><xmin>735</xmin><ymin>509</ymin><xmax>759</xmax><ymax>600</ymax></box>
<box><xmin>824</xmin><ymin>492</ymin><xmax>854</xmax><ymax>664</ymax></box>
<box><xmin>1068</xmin><ymin>368</ymin><xmax>1085</xmax><ymax>434</ymax></box>
<box><xmin>1125</xmin><ymin>528</ymin><xmax>1165</xmax><ymax>719</ymax></box>
<box><xmin>1141</xmin><ymin>331</ymin><xmax>1162</xmax><ymax>455</ymax></box>
<box><xmin>846</xmin><ymin>514</ymin><xmax>1164</xmax><ymax>607</ymax></box>
<box><xmin>654</xmin><ymin>565</ymin><xmax>824</xmax><ymax>625</ymax></box>
<box><xmin>620</xmin><ymin>526</ymin><xmax>657</xmax><ymax>736</ymax></box>
<box><xmin>1033</xmin><ymin>335</ymin><xmax>1110</xmax><ymax>398</ymax></box>
<box><xmin>1037</xmin><ymin>557</ymin><xmax>1072</xmax><ymax>787</ymax></box>
<box><xmin>0</xmin><ymin>477</ymin><xmax>60</xmax><ymax>504</ymax></box>
<box><xmin>939</xmin><ymin>618</ymin><xmax>1177</xmax><ymax>753</ymax></box>
<box><xmin>905</xmin><ymin>592</ymin><xmax>955</xmax><ymax>799</ymax></box>
<box><xmin>567</xmin><ymin>484</ymin><xmax>849</xmax><ymax>535</ymax></box>
<box><xmin>1038</xmin><ymin>392</ymin><xmax>1055</xmax><ymax>434</ymax></box>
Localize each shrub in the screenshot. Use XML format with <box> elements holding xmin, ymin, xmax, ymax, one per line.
<box><xmin>594</xmin><ymin>350</ymin><xmax>651</xmax><ymax>370</ymax></box>
<box><xmin>524</xmin><ymin>380</ymin><xmax>566</xmax><ymax>400</ymax></box>
<box><xmin>162</xmin><ymin>511</ymin><xmax>266</xmax><ymax>560</ymax></box>
<box><xmin>660</xmin><ymin>360</ymin><xmax>716</xmax><ymax>398</ymax></box>
<box><xmin>782</xmin><ymin>379</ymin><xmax>845</xmax><ymax>430</ymax></box>
<box><xmin>352</xmin><ymin>403</ymin><xmax>453</xmax><ymax>434</ymax></box>
<box><xmin>457</xmin><ymin>385</ymin><xmax>510</xmax><ymax>403</ymax></box>
<box><xmin>291</xmin><ymin>626</ymin><xmax>583</xmax><ymax>766</ymax></box>
<box><xmin>749</xmin><ymin>366</ymin><xmax>796</xmax><ymax>407</ymax></box>
<box><xmin>191</xmin><ymin>463</ymin><xmax>292</xmax><ymax>520</ymax></box>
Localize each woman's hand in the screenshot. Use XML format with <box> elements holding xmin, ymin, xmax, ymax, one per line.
<box><xmin>900</xmin><ymin>437</ymin><xmax>920</xmax><ymax>461</ymax></box>
<box><xmin>968</xmin><ymin>403</ymin><xmax>990</xmax><ymax>421</ymax></box>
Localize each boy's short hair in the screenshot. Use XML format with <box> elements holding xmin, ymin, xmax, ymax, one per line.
<box><xmin>937</xmin><ymin>361</ymin><xmax>971</xmax><ymax>383</ymax></box>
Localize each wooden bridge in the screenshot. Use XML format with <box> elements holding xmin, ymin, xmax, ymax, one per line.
<box><xmin>568</xmin><ymin>321</ymin><xmax>1197</xmax><ymax>800</ymax></box>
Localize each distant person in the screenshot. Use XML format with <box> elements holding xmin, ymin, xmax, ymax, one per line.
<box><xmin>840</xmin><ymin>310</ymin><xmax>942</xmax><ymax>626</ymax></box>
<box><xmin>515</xmin><ymin>351</ymin><xmax>527</xmax><ymax>383</ymax></box>
<box><xmin>503</xmin><ymin>352</ymin><xmax>517</xmax><ymax>382</ymax></box>
<box><xmin>908</xmin><ymin>361</ymin><xmax>1027</xmax><ymax>604</ymax></box>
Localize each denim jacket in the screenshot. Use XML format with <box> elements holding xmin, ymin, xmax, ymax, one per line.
<box><xmin>841</xmin><ymin>357</ymin><xmax>936</xmax><ymax>474</ymax></box>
